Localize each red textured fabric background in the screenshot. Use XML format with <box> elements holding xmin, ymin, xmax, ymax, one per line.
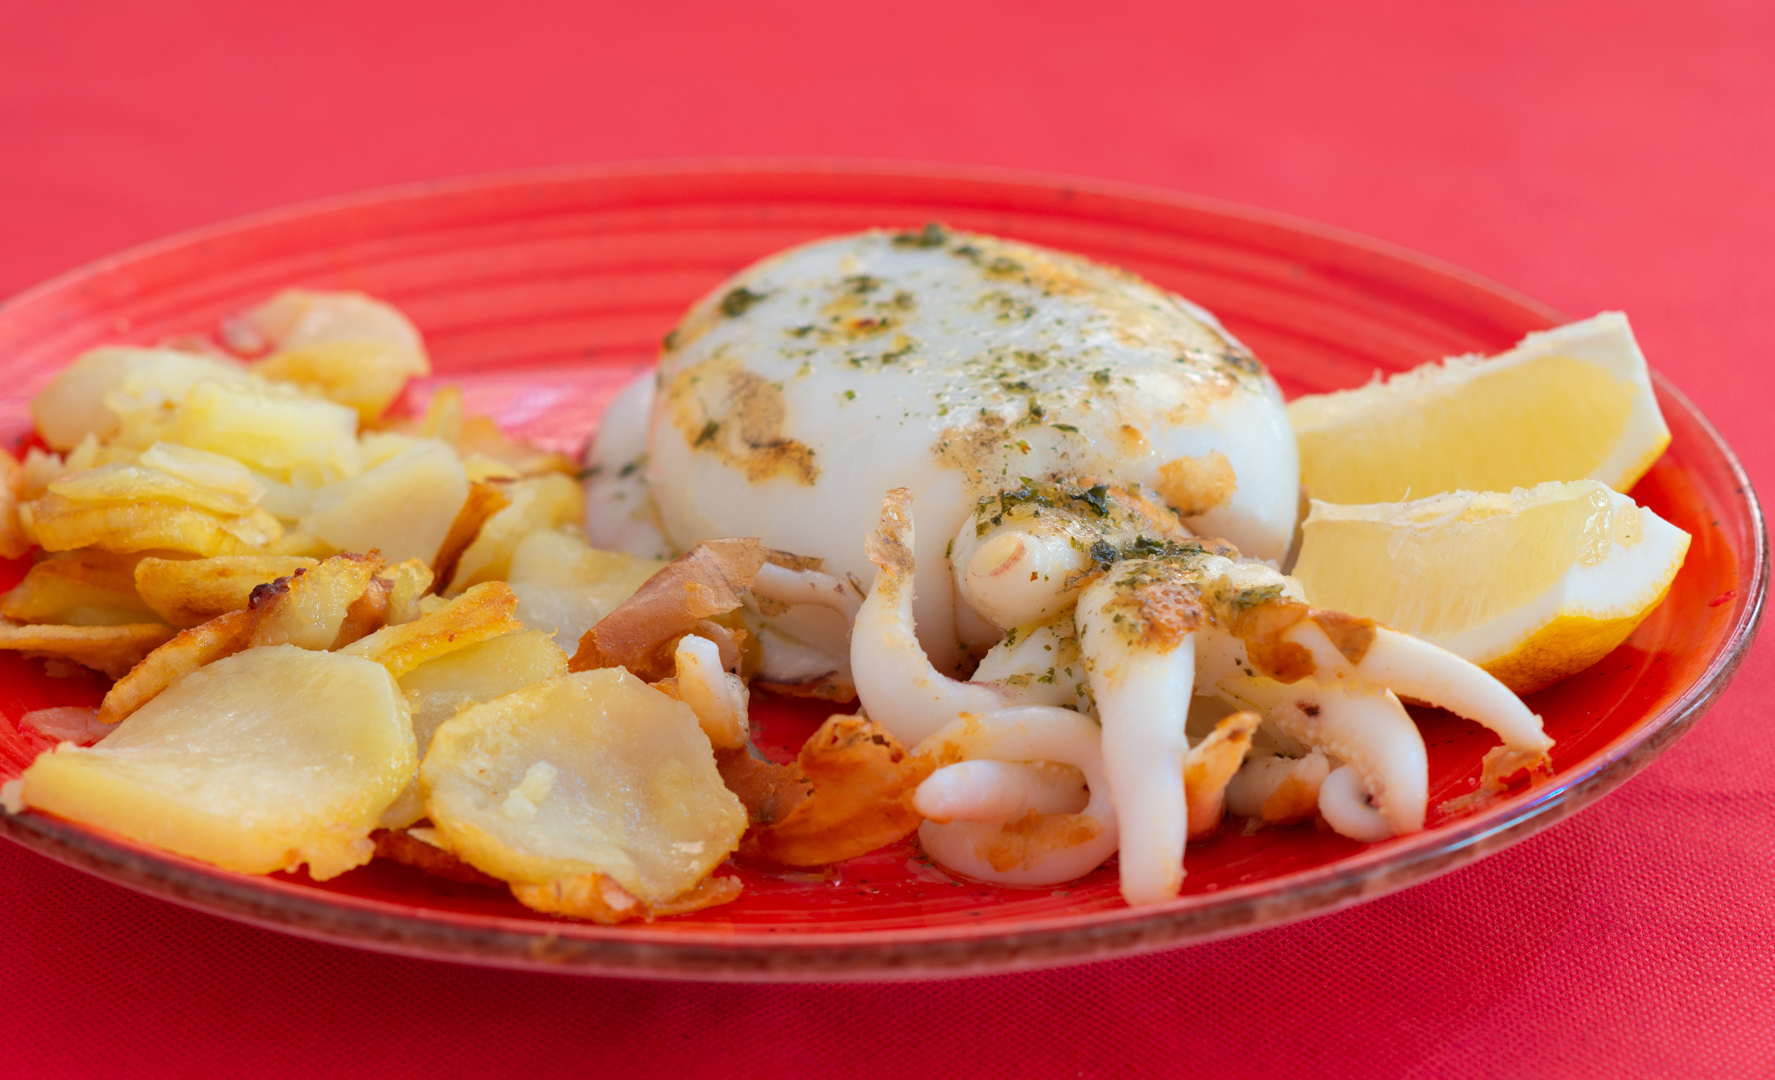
<box><xmin>2</xmin><ymin>2</ymin><xmax>1772</xmax><ymax>1076</ymax></box>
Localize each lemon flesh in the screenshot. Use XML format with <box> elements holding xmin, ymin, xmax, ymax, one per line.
<box><xmin>21</xmin><ymin>645</ymin><xmax>415</xmax><ymax>879</ymax></box>
<box><xmin>1293</xmin><ymin>480</ymin><xmax>1690</xmax><ymax>694</ymax></box>
<box><xmin>1288</xmin><ymin>313</ymin><xmax>1670</xmax><ymax>504</ymax></box>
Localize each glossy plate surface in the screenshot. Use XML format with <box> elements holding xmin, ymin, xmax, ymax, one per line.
<box><xmin>0</xmin><ymin>162</ymin><xmax>1763</xmax><ymax>981</ymax></box>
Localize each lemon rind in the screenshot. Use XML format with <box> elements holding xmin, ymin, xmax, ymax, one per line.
<box><xmin>1433</xmin><ymin>496</ymin><xmax>1689</xmax><ymax>666</ymax></box>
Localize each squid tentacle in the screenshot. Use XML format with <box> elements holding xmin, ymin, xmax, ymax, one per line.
<box><xmin>1075</xmin><ymin>576</ymin><xmax>1194</xmax><ymax>907</ymax></box>
<box><xmin>852</xmin><ymin>489</ymin><xmax>1019</xmax><ymax>746</ymax></box>
<box><xmin>912</xmin><ymin>706</ymin><xmax>1119</xmax><ymax>887</ymax></box>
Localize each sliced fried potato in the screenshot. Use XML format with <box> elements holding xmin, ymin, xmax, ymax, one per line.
<box><xmin>98</xmin><ymin>608</ymin><xmax>253</xmax><ymax>724</ymax></box>
<box><xmin>238</xmin><ymin>291</ymin><xmax>429</xmax><ymax>421</ymax></box>
<box><xmin>372</xmin><ymin>827</ymin><xmax>500</xmax><ymax>885</ymax></box>
<box><xmin>245</xmin><ymin>552</ymin><xmax>384</xmax><ymax>650</ymax></box>
<box><xmin>136</xmin><ymin>442</ymin><xmax>266</xmax><ymax>502</ymax></box>
<box><xmin>569</xmin><ymin>538</ymin><xmax>764</xmax><ymax>680</ymax></box>
<box><xmin>383</xmin><ymin>558</ymin><xmax>434</xmax><ymax>625</ymax></box>
<box><xmin>429</xmin><ymin>481</ymin><xmax>510</xmax><ymax>593</ymax></box>
<box><xmin>379</xmin><ymin>629</ymin><xmax>568</xmax><ymax>829</ymax></box>
<box><xmin>3</xmin><ymin>550</ymin><xmax>163</xmax><ymax>626</ymax></box>
<box><xmin>31</xmin><ymin>346</ymin><xmax>258</xmax><ymax>451</ymax></box>
<box><xmin>256</xmin><ymin>340</ymin><xmax>430</xmax><ymax>425</ymax></box>
<box><xmin>173</xmin><ymin>380</ymin><xmax>361</xmax><ymax>486</ymax></box>
<box><xmin>739</xmin><ymin>715</ymin><xmax>931</xmax><ymax>867</ymax></box>
<box><xmin>0</xmin><ymin>620</ymin><xmax>179</xmax><ymax>679</ymax></box>
<box><xmin>49</xmin><ymin>463</ymin><xmax>260</xmax><ymax>517</ymax></box>
<box><xmin>455</xmin><ymin>415</ymin><xmax>577</xmax><ymax>478</ymax></box>
<box><xmin>511</xmin><ymin>872</ymin><xmax>742</xmax><ymax>924</ymax></box>
<box><xmin>299</xmin><ymin>438</ymin><xmax>467</xmax><ymax>565</ymax></box>
<box><xmin>0</xmin><ymin>448</ymin><xmax>30</xmax><ymax>560</ymax></box>
<box><xmin>443</xmin><ymin>474</ymin><xmax>583</xmax><ymax>595</ymax></box>
<box><xmin>134</xmin><ymin>554</ymin><xmax>319</xmax><ymax>628</ymax></box>
<box><xmin>421</xmin><ymin>668</ymin><xmax>747</xmax><ymax>911</ymax></box>
<box><xmin>21</xmin><ymin>645</ymin><xmax>413</xmax><ymax>879</ymax></box>
<box><xmin>26</xmin><ymin>493</ymin><xmax>282</xmax><ymax>557</ymax></box>
<box><xmin>340</xmin><ymin>581</ymin><xmax>519</xmax><ymax>679</ymax></box>
<box><xmin>505</xmin><ymin>529</ymin><xmax>664</xmax><ymax>652</ymax></box>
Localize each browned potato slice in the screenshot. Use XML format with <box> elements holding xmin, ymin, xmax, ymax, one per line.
<box><xmin>30</xmin><ymin>347</ymin><xmax>258</xmax><ymax>451</ymax></box>
<box><xmin>3</xmin><ymin>550</ymin><xmax>163</xmax><ymax>626</ymax></box>
<box><xmin>98</xmin><ymin>609</ymin><xmax>253</xmax><ymax>724</ymax></box>
<box><xmin>455</xmin><ymin>415</ymin><xmax>577</xmax><ymax>478</ymax></box>
<box><xmin>442</xmin><ymin>474</ymin><xmax>583</xmax><ymax>595</ymax></box>
<box><xmin>569</xmin><ymin>538</ymin><xmax>765</xmax><ymax>680</ymax></box>
<box><xmin>48</xmin><ymin>463</ymin><xmax>259</xmax><ymax>517</ymax></box>
<box><xmin>0</xmin><ymin>448</ymin><xmax>31</xmax><ymax>560</ymax></box>
<box><xmin>256</xmin><ymin>343</ymin><xmax>429</xmax><ymax>425</ymax></box>
<box><xmin>299</xmin><ymin>438</ymin><xmax>467</xmax><ymax>565</ymax></box>
<box><xmin>0</xmin><ymin>620</ymin><xmax>178</xmax><ymax>679</ymax></box>
<box><xmin>172</xmin><ymin>380</ymin><xmax>360</xmax><ymax>486</ymax></box>
<box><xmin>421</xmin><ymin>668</ymin><xmax>746</xmax><ymax>913</ymax></box>
<box><xmin>25</xmin><ymin>494</ymin><xmax>282</xmax><ymax>557</ymax></box>
<box><xmin>136</xmin><ymin>442</ymin><xmax>265</xmax><ymax>502</ymax></box>
<box><xmin>245</xmin><ymin>552</ymin><xmax>384</xmax><ymax>651</ymax></box>
<box><xmin>511</xmin><ymin>873</ymin><xmax>741</xmax><ymax>924</ymax></box>
<box><xmin>738</xmin><ymin>715</ymin><xmax>931</xmax><ymax>867</ymax></box>
<box><xmin>21</xmin><ymin>644</ymin><xmax>414</xmax><ymax>880</ymax></box>
<box><xmin>340</xmin><ymin>581</ymin><xmax>519</xmax><ymax>679</ymax></box>
<box><xmin>134</xmin><ymin>555</ymin><xmax>319</xmax><ymax>628</ymax></box>
<box><xmin>505</xmin><ymin>530</ymin><xmax>665</xmax><ymax>652</ymax></box>
<box><xmin>237</xmin><ymin>291</ymin><xmax>429</xmax><ymax>423</ymax></box>
<box><xmin>384</xmin><ymin>558</ymin><xmax>434</xmax><ymax>625</ymax></box>
<box><xmin>429</xmin><ymin>481</ymin><xmax>510</xmax><ymax>593</ymax></box>
<box><xmin>379</xmin><ymin>629</ymin><xmax>568</xmax><ymax>828</ymax></box>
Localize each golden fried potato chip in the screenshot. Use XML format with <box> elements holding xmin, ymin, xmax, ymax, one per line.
<box><xmin>173</xmin><ymin>380</ymin><xmax>360</xmax><ymax>487</ymax></box>
<box><xmin>372</xmin><ymin>828</ymin><xmax>500</xmax><ymax>886</ymax></box>
<box><xmin>256</xmin><ymin>341</ymin><xmax>430</xmax><ymax>424</ymax></box>
<box><xmin>379</xmin><ymin>628</ymin><xmax>568</xmax><ymax>829</ymax></box>
<box><xmin>737</xmin><ymin>715</ymin><xmax>931</xmax><ymax>867</ymax></box>
<box><xmin>49</xmin><ymin>463</ymin><xmax>260</xmax><ymax>517</ymax></box>
<box><xmin>1184</xmin><ymin>710</ymin><xmax>1257</xmax><ymax>840</ymax></box>
<box><xmin>298</xmin><ymin>437</ymin><xmax>466</xmax><ymax>565</ymax></box>
<box><xmin>0</xmin><ymin>449</ymin><xmax>30</xmax><ymax>560</ymax></box>
<box><xmin>505</xmin><ymin>529</ymin><xmax>665</xmax><ymax>653</ymax></box>
<box><xmin>510</xmin><ymin>872</ymin><xmax>742</xmax><ymax>924</ymax></box>
<box><xmin>442</xmin><ymin>474</ymin><xmax>582</xmax><ymax>595</ymax></box>
<box><xmin>383</xmin><ymin>558</ymin><xmax>434</xmax><ymax>625</ymax></box>
<box><xmin>421</xmin><ymin>668</ymin><xmax>746</xmax><ymax>910</ymax></box>
<box><xmin>97</xmin><ymin>608</ymin><xmax>253</xmax><ymax>724</ymax></box>
<box><xmin>134</xmin><ymin>554</ymin><xmax>319</xmax><ymax>628</ymax></box>
<box><xmin>2</xmin><ymin>550</ymin><xmax>163</xmax><ymax>626</ymax></box>
<box><xmin>26</xmin><ymin>493</ymin><xmax>282</xmax><ymax>557</ymax></box>
<box><xmin>339</xmin><ymin>581</ymin><xmax>519</xmax><ymax>679</ymax></box>
<box><xmin>429</xmin><ymin>481</ymin><xmax>510</xmax><ymax>594</ymax></box>
<box><xmin>22</xmin><ymin>644</ymin><xmax>414</xmax><ymax>880</ymax></box>
<box><xmin>569</xmin><ymin>538</ymin><xmax>765</xmax><ymax>680</ymax></box>
<box><xmin>455</xmin><ymin>415</ymin><xmax>577</xmax><ymax>478</ymax></box>
<box><xmin>0</xmin><ymin>620</ymin><xmax>177</xmax><ymax>679</ymax></box>
<box><xmin>30</xmin><ymin>346</ymin><xmax>257</xmax><ymax>452</ymax></box>
<box><xmin>245</xmin><ymin>552</ymin><xmax>385</xmax><ymax>651</ymax></box>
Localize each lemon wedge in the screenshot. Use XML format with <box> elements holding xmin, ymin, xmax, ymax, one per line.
<box><xmin>1288</xmin><ymin>313</ymin><xmax>1670</xmax><ymax>504</ymax></box>
<box><xmin>1292</xmin><ymin>480</ymin><xmax>1690</xmax><ymax>694</ymax></box>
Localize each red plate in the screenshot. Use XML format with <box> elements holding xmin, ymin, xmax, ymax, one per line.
<box><xmin>0</xmin><ymin>162</ymin><xmax>1763</xmax><ymax>981</ymax></box>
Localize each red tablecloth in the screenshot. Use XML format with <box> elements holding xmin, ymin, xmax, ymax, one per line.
<box><xmin>3</xmin><ymin>2</ymin><xmax>1771</xmax><ymax>1076</ymax></box>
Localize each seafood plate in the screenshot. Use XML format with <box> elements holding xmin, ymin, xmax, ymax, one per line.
<box><xmin>0</xmin><ymin>165</ymin><xmax>1758</xmax><ymax>979</ymax></box>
